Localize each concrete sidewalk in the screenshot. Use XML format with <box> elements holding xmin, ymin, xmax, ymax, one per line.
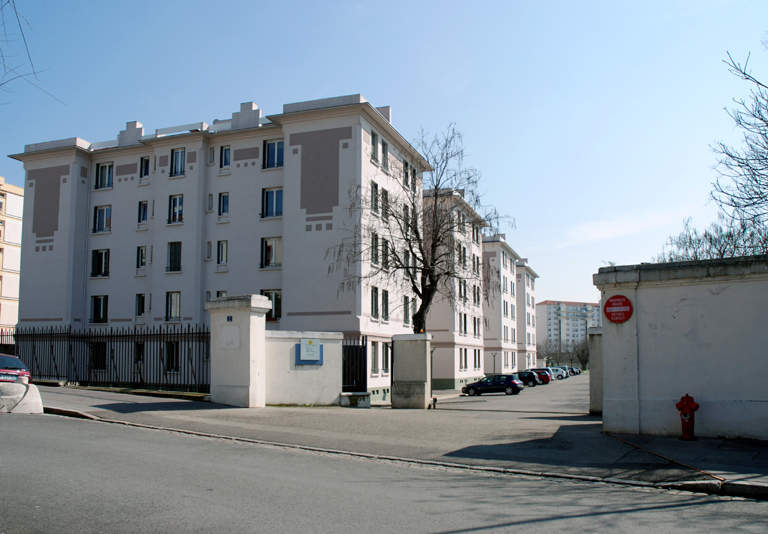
<box><xmin>35</xmin><ymin>380</ymin><xmax>768</xmax><ymax>500</ymax></box>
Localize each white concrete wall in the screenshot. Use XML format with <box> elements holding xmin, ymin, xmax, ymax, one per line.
<box><xmin>265</xmin><ymin>331</ymin><xmax>343</xmax><ymax>405</ymax></box>
<box><xmin>6</xmin><ymin>192</ymin><xmax>23</xmax><ymax>218</ymax></box>
<box><xmin>595</xmin><ymin>258</ymin><xmax>768</xmax><ymax>439</ymax></box>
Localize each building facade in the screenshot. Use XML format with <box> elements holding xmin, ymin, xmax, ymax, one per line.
<box><xmin>535</xmin><ymin>300</ymin><xmax>602</xmax><ymax>349</ymax></box>
<box><xmin>427</xmin><ymin>190</ymin><xmax>487</xmax><ymax>390</ymax></box>
<box><xmin>516</xmin><ymin>259</ymin><xmax>539</xmax><ymax>369</ymax></box>
<box><xmin>0</xmin><ymin>177</ymin><xmax>23</xmax><ymax>327</ymax></box>
<box><xmin>10</xmin><ymin>94</ymin><xmax>430</xmax><ymax>400</ymax></box>
<box><xmin>481</xmin><ymin>234</ymin><xmax>521</xmax><ymax>374</ymax></box>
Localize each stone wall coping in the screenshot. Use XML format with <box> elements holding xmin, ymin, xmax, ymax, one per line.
<box><xmin>593</xmin><ymin>255</ymin><xmax>768</xmax><ymax>288</ymax></box>
<box><xmin>588</xmin><ymin>327</ymin><xmax>602</xmax><ymax>335</ymax></box>
<box><xmin>265</xmin><ymin>331</ymin><xmax>344</xmax><ymax>340</ymax></box>
<box><xmin>205</xmin><ymin>294</ymin><xmax>271</xmax><ymax>312</ymax></box>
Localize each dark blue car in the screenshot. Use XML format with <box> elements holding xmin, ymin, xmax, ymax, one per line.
<box><xmin>462</xmin><ymin>374</ymin><xmax>524</xmax><ymax>396</ymax></box>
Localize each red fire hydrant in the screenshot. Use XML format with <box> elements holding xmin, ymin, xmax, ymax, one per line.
<box><xmin>675</xmin><ymin>394</ymin><xmax>699</xmax><ymax>441</ymax></box>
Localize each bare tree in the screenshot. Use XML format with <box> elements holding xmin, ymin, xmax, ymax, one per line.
<box><xmin>328</xmin><ymin>124</ymin><xmax>504</xmax><ymax>333</ymax></box>
<box><xmin>0</xmin><ymin>1</ymin><xmax>36</xmax><ymax>91</ymax></box>
<box><xmin>571</xmin><ymin>338</ymin><xmax>590</xmax><ymax>370</ymax></box>
<box><xmin>655</xmin><ymin>213</ymin><xmax>768</xmax><ymax>262</ymax></box>
<box><xmin>711</xmin><ymin>50</ymin><xmax>768</xmax><ymax>223</ymax></box>
<box><xmin>657</xmin><ymin>40</ymin><xmax>768</xmax><ymax>262</ymax></box>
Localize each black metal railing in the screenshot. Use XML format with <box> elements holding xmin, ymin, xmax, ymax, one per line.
<box><xmin>0</xmin><ymin>324</ymin><xmax>210</xmax><ymax>393</ymax></box>
<box><xmin>342</xmin><ymin>335</ymin><xmax>367</xmax><ymax>393</ymax></box>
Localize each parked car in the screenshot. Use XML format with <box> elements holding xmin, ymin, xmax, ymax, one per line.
<box><xmin>572</xmin><ymin>367</ymin><xmax>582</xmax><ymax>375</ymax></box>
<box><xmin>532</xmin><ymin>370</ymin><xmax>552</xmax><ymax>384</ymax></box>
<box><xmin>0</xmin><ymin>354</ymin><xmax>31</xmax><ymax>383</ymax></box>
<box><xmin>569</xmin><ymin>367</ymin><xmax>581</xmax><ymax>376</ymax></box>
<box><xmin>462</xmin><ymin>374</ymin><xmax>524</xmax><ymax>396</ymax></box>
<box><xmin>517</xmin><ymin>371</ymin><xmax>541</xmax><ymax>387</ymax></box>
<box><xmin>551</xmin><ymin>367</ymin><xmax>569</xmax><ymax>380</ymax></box>
<box><xmin>529</xmin><ymin>367</ymin><xmax>555</xmax><ymax>381</ymax></box>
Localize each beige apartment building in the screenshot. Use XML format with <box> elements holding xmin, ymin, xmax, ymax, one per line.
<box><xmin>536</xmin><ymin>300</ymin><xmax>602</xmax><ymax>348</ymax></box>
<box><xmin>481</xmin><ymin>234</ymin><xmax>521</xmax><ymax>374</ymax></box>
<box><xmin>427</xmin><ymin>190</ymin><xmax>487</xmax><ymax>390</ymax></box>
<box><xmin>516</xmin><ymin>258</ymin><xmax>539</xmax><ymax>368</ymax></box>
<box><xmin>9</xmin><ymin>94</ymin><xmax>429</xmax><ymax>401</ymax></box>
<box><xmin>0</xmin><ymin>177</ymin><xmax>23</xmax><ymax>327</ymax></box>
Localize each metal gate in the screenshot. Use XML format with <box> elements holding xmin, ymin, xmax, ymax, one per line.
<box><xmin>342</xmin><ymin>335</ymin><xmax>367</xmax><ymax>393</ymax></box>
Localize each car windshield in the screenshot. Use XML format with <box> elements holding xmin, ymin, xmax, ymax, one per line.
<box><xmin>0</xmin><ymin>355</ymin><xmax>27</xmax><ymax>371</ymax></box>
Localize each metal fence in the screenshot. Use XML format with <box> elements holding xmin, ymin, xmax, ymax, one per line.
<box><xmin>0</xmin><ymin>324</ymin><xmax>211</xmax><ymax>393</ymax></box>
<box><xmin>342</xmin><ymin>335</ymin><xmax>367</xmax><ymax>393</ymax></box>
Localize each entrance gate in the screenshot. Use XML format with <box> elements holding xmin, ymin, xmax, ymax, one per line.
<box><xmin>342</xmin><ymin>335</ymin><xmax>367</xmax><ymax>393</ymax></box>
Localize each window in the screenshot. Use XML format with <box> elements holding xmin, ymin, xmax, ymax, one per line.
<box><xmin>135</xmin><ymin>294</ymin><xmax>145</xmax><ymax>317</ymax></box>
<box><xmin>138</xmin><ymin>201</ymin><xmax>148</xmax><ymax>223</ymax></box>
<box><xmin>382</xmin><ymin>343</ymin><xmax>390</xmax><ymax>373</ymax></box>
<box><xmin>504</xmin><ymin>301</ymin><xmax>509</xmax><ymax>318</ymax></box>
<box><xmin>206</xmin><ymin>241</ymin><xmax>212</xmax><ymax>260</ymax></box>
<box><xmin>411</xmin><ymin>168</ymin><xmax>417</xmax><ymax>193</ymax></box>
<box><xmin>261</xmin><ymin>289</ymin><xmax>282</xmax><ymax>320</ymax></box>
<box><xmin>91</xmin><ymin>249</ymin><xmax>110</xmax><ymax>277</ymax></box>
<box><xmin>217</xmin><ymin>240</ymin><xmax>228</xmax><ymax>264</ymax></box>
<box><xmin>382</xmin><ymin>290</ymin><xmax>389</xmax><ymax>321</ymax></box>
<box><xmin>220</xmin><ymin>146</ymin><xmax>230</xmax><ymax>168</ymax></box>
<box><xmin>136</xmin><ymin>246</ymin><xmax>146</xmax><ymax>268</ymax></box>
<box><xmin>371</xmin><ymin>233</ymin><xmax>379</xmax><ymax>265</ymax></box>
<box><xmin>262</xmin><ymin>188</ymin><xmax>283</xmax><ymax>217</ymax></box>
<box><xmin>404</xmin><ymin>250</ymin><xmax>410</xmax><ymax>278</ymax></box>
<box><xmin>460</xmin><ymin>348</ymin><xmax>468</xmax><ymax>370</ymax></box>
<box><xmin>168</xmin><ymin>195</ymin><xmax>183</xmax><ymax>223</ymax></box>
<box><xmin>92</xmin><ymin>206</ymin><xmax>112</xmax><ymax>233</ymax></box>
<box><xmin>474</xmin><ymin>349</ymin><xmax>481</xmax><ymax>370</ymax></box>
<box><xmin>371</xmin><ymin>182</ymin><xmax>379</xmax><ymax>214</ymax></box>
<box><xmin>140</xmin><ymin>157</ymin><xmax>150</xmax><ymax>178</ymax></box>
<box><xmin>371</xmin><ymin>287</ymin><xmax>379</xmax><ymax>319</ymax></box>
<box><xmin>503</xmin><ymin>276</ymin><xmax>508</xmax><ymax>293</ymax></box>
<box><xmin>381</xmin><ymin>189</ymin><xmax>389</xmax><ymax>220</ymax></box>
<box><xmin>381</xmin><ymin>141</ymin><xmax>388</xmax><ymax>170</ymax></box>
<box><xmin>264</xmin><ymin>140</ymin><xmax>284</xmax><ymax>169</ymax></box>
<box><xmin>371</xmin><ymin>132</ymin><xmax>379</xmax><ymax>162</ymax></box>
<box><xmin>371</xmin><ymin>342</ymin><xmax>379</xmax><ymax>374</ymax></box>
<box><xmin>170</xmin><ymin>148</ymin><xmax>185</xmax><ymax>177</ymax></box>
<box><xmin>165</xmin><ymin>341</ymin><xmax>180</xmax><ymax>371</ymax></box>
<box><xmin>382</xmin><ymin>239</ymin><xmax>389</xmax><ymax>269</ymax></box>
<box><xmin>218</xmin><ymin>193</ymin><xmax>229</xmax><ymax>216</ymax></box>
<box><xmin>165</xmin><ymin>292</ymin><xmax>181</xmax><ymax>321</ymax></box>
<box><xmin>472</xmin><ymin>225</ymin><xmax>480</xmax><ymax>244</ymax></box>
<box><xmin>260</xmin><ymin>237</ymin><xmax>282</xmax><ymax>268</ymax></box>
<box><xmin>167</xmin><ymin>242</ymin><xmax>182</xmax><ymax>272</ymax></box>
<box><xmin>207</xmin><ymin>195</ymin><xmax>214</xmax><ymax>212</ymax></box>
<box><xmin>91</xmin><ymin>295</ymin><xmax>108</xmax><ymax>323</ymax></box>
<box><xmin>95</xmin><ymin>163</ymin><xmax>113</xmax><ymax>189</ymax></box>
<box><xmin>217</xmin><ymin>291</ymin><xmax>227</xmax><ymax>298</ymax></box>
<box><xmin>404</xmin><ymin>296</ymin><xmax>410</xmax><ymax>325</ymax></box>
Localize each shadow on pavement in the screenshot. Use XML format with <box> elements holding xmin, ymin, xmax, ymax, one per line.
<box><xmin>91</xmin><ymin>400</ymin><xmax>228</xmax><ymax>414</ymax></box>
<box><xmin>442</xmin><ymin>423</ymin><xmax>704</xmax><ymax>482</ymax></box>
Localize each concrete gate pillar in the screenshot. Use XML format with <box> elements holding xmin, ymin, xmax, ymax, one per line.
<box><xmin>205</xmin><ymin>295</ymin><xmax>271</xmax><ymax>408</ymax></box>
<box><xmin>391</xmin><ymin>333</ymin><xmax>432</xmax><ymax>409</ymax></box>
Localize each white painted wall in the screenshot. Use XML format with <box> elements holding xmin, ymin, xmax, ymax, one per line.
<box><xmin>595</xmin><ymin>259</ymin><xmax>768</xmax><ymax>440</ymax></box>
<box><xmin>265</xmin><ymin>331</ymin><xmax>343</xmax><ymax>405</ymax></box>
<box><xmin>5</xmin><ymin>219</ymin><xmax>21</xmax><ymax>245</ymax></box>
<box><xmin>3</xmin><ymin>246</ymin><xmax>20</xmax><ymax>271</ymax></box>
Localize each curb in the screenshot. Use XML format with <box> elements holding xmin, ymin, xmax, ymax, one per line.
<box><xmin>41</xmin><ymin>405</ymin><xmax>767</xmax><ymax>500</ymax></box>
<box><xmin>56</xmin><ymin>385</ymin><xmax>210</xmax><ymax>403</ymax></box>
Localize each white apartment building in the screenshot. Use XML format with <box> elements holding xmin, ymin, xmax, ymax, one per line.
<box><xmin>535</xmin><ymin>300</ymin><xmax>602</xmax><ymax>348</ymax></box>
<box><xmin>10</xmin><ymin>94</ymin><xmax>429</xmax><ymax>401</ymax></box>
<box><xmin>516</xmin><ymin>258</ymin><xmax>539</xmax><ymax>369</ymax></box>
<box><xmin>481</xmin><ymin>234</ymin><xmax>521</xmax><ymax>374</ymax></box>
<box><xmin>0</xmin><ymin>177</ymin><xmax>23</xmax><ymax>327</ymax></box>
<box><xmin>427</xmin><ymin>190</ymin><xmax>487</xmax><ymax>391</ymax></box>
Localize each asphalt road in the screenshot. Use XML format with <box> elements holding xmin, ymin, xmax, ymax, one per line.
<box><xmin>1</xmin><ymin>413</ymin><xmax>764</xmax><ymax>534</ymax></box>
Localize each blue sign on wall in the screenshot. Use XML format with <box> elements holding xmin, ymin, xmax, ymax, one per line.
<box><xmin>295</xmin><ymin>340</ymin><xmax>323</xmax><ymax>365</ymax></box>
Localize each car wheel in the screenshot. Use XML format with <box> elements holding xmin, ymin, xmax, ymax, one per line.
<box><xmin>557</xmin><ymin>375</ymin><xmax>563</xmax><ymax>380</ymax></box>
<box><xmin>505</xmin><ymin>386</ymin><xmax>515</xmax><ymax>395</ymax></box>
<box><xmin>467</xmin><ymin>387</ymin><xmax>477</xmax><ymax>396</ymax></box>
<box><xmin>527</xmin><ymin>380</ymin><xmax>535</xmax><ymax>387</ymax></box>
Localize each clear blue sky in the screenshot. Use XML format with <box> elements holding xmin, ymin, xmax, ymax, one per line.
<box><xmin>1</xmin><ymin>0</ymin><xmax>765</xmax><ymax>303</ymax></box>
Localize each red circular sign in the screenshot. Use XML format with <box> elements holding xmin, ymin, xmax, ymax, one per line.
<box><xmin>604</xmin><ymin>295</ymin><xmax>633</xmax><ymax>323</ymax></box>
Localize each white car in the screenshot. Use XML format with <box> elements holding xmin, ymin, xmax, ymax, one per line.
<box><xmin>550</xmin><ymin>368</ymin><xmax>568</xmax><ymax>380</ymax></box>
